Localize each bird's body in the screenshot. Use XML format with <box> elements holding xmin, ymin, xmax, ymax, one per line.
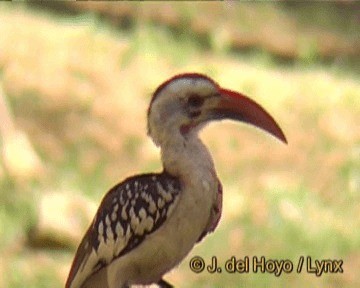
<box><xmin>68</xmin><ymin>139</ymin><xmax>221</xmax><ymax>288</ymax></box>
<box><xmin>66</xmin><ymin>73</ymin><xmax>286</xmax><ymax>288</ymax></box>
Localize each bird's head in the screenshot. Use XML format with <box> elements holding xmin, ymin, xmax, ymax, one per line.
<box><xmin>147</xmin><ymin>73</ymin><xmax>287</xmax><ymax>146</ymax></box>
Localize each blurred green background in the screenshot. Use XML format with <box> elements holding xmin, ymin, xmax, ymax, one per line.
<box><xmin>0</xmin><ymin>2</ymin><xmax>359</xmax><ymax>288</ymax></box>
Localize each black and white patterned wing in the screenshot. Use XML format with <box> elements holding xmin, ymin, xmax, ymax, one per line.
<box><xmin>66</xmin><ymin>172</ymin><xmax>181</xmax><ymax>288</ymax></box>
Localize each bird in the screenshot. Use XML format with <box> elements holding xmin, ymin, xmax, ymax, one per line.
<box><xmin>65</xmin><ymin>73</ymin><xmax>287</xmax><ymax>288</ymax></box>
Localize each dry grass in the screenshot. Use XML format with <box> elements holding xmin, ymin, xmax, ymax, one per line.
<box><xmin>0</xmin><ymin>3</ymin><xmax>359</xmax><ymax>288</ymax></box>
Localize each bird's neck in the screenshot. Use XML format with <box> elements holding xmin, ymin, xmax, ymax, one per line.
<box><xmin>160</xmin><ymin>133</ymin><xmax>216</xmax><ymax>182</ymax></box>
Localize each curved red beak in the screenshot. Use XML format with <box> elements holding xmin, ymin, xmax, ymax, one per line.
<box><xmin>210</xmin><ymin>88</ymin><xmax>287</xmax><ymax>144</ymax></box>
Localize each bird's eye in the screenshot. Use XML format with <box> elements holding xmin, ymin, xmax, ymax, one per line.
<box><xmin>187</xmin><ymin>95</ymin><xmax>204</xmax><ymax>107</ymax></box>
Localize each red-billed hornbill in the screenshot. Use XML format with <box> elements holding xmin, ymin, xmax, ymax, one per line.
<box><xmin>66</xmin><ymin>73</ymin><xmax>287</xmax><ymax>288</ymax></box>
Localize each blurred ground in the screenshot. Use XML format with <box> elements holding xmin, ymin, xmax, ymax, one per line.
<box><xmin>0</xmin><ymin>2</ymin><xmax>359</xmax><ymax>288</ymax></box>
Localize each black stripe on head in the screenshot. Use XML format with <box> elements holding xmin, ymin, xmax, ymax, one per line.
<box><xmin>148</xmin><ymin>73</ymin><xmax>218</xmax><ymax>117</ymax></box>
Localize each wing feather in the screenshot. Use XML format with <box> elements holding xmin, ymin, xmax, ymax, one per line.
<box><xmin>66</xmin><ymin>172</ymin><xmax>181</xmax><ymax>288</ymax></box>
